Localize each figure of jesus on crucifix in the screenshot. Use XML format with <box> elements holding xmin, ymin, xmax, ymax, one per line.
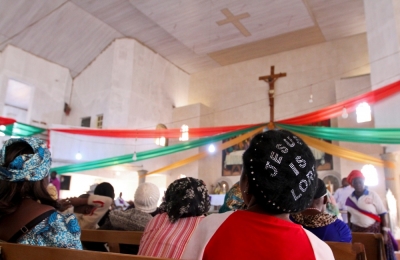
<box><xmin>259</xmin><ymin>66</ymin><xmax>286</xmax><ymax>128</ymax></box>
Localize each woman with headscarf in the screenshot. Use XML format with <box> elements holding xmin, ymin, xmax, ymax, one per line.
<box><xmin>346</xmin><ymin>169</ymin><xmax>396</xmax><ymax>260</ymax></box>
<box><xmin>181</xmin><ymin>130</ymin><xmax>334</xmax><ymax>260</ymax></box>
<box><xmin>292</xmin><ymin>178</ymin><xmax>352</xmax><ymax>242</ymax></box>
<box><xmin>0</xmin><ymin>137</ymin><xmax>82</xmax><ymax>249</ymax></box>
<box><xmin>138</xmin><ymin>177</ymin><xmax>210</xmax><ymax>259</ymax></box>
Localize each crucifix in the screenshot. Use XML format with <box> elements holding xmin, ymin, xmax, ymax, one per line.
<box><xmin>259</xmin><ymin>66</ymin><xmax>287</xmax><ymax>127</ymax></box>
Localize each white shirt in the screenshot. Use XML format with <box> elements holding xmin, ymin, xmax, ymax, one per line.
<box><xmin>347</xmin><ymin>189</ymin><xmax>386</xmax><ymax>228</ymax></box>
<box><xmin>334</xmin><ymin>185</ymin><xmax>354</xmax><ymax>210</ymax></box>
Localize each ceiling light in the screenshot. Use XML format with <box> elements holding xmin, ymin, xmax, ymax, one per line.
<box><xmin>208</xmin><ymin>144</ymin><xmax>216</xmax><ymax>153</ymax></box>
<box><xmin>75</xmin><ymin>152</ymin><xmax>82</xmax><ymax>160</ymax></box>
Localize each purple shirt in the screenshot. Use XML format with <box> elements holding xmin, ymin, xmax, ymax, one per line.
<box><xmin>50</xmin><ymin>177</ymin><xmax>61</xmax><ymax>198</ymax></box>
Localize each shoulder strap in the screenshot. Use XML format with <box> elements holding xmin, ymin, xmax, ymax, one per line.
<box><xmin>345</xmin><ymin>197</ymin><xmax>381</xmax><ymax>222</ymax></box>
<box><xmin>0</xmin><ymin>199</ymin><xmax>55</xmax><ymax>242</ymax></box>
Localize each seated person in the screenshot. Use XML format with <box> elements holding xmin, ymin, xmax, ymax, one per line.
<box><xmin>98</xmin><ymin>182</ymin><xmax>160</xmax><ymax>254</ymax></box>
<box><xmin>64</xmin><ymin>191</ymin><xmax>113</xmax><ymax>230</ymax></box>
<box><xmin>181</xmin><ymin>130</ymin><xmax>334</xmax><ymax>260</ymax></box>
<box><xmin>115</xmin><ymin>192</ymin><xmax>130</xmax><ymax>210</ymax></box>
<box><xmin>100</xmin><ymin>182</ymin><xmax>159</xmax><ymax>231</ymax></box>
<box><xmin>138</xmin><ymin>177</ymin><xmax>210</xmax><ymax>259</ymax></box>
<box><xmin>0</xmin><ymin>137</ymin><xmax>82</xmax><ymax>249</ymax></box>
<box><xmin>291</xmin><ymin>179</ymin><xmax>352</xmax><ymax>242</ymax></box>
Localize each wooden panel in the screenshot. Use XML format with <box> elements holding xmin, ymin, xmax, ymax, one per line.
<box><xmin>72</xmin><ymin>0</ymin><xmax>219</xmax><ymax>74</ymax></box>
<box><xmin>131</xmin><ymin>0</ymin><xmax>315</xmax><ymax>54</ymax></box>
<box><xmin>4</xmin><ymin>1</ymin><xmax>122</xmax><ymax>77</ymax></box>
<box><xmin>80</xmin><ymin>229</ymin><xmax>143</xmax><ymax>245</ymax></box>
<box><xmin>307</xmin><ymin>0</ymin><xmax>366</xmax><ymax>41</ymax></box>
<box><xmin>0</xmin><ymin>242</ymin><xmax>170</xmax><ymax>260</ymax></box>
<box><xmin>352</xmin><ymin>232</ymin><xmax>386</xmax><ymax>260</ymax></box>
<box><xmin>208</xmin><ymin>26</ymin><xmax>326</xmax><ymax>66</ymax></box>
<box><xmin>326</xmin><ymin>242</ymin><xmax>366</xmax><ymax>260</ymax></box>
<box><xmin>0</xmin><ymin>0</ymin><xmax>66</xmax><ymax>38</ymax></box>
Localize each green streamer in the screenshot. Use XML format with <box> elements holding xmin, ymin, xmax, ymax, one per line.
<box><xmin>51</xmin><ymin>124</ymin><xmax>265</xmax><ymax>174</ymax></box>
<box><xmin>0</xmin><ymin>122</ymin><xmax>46</xmax><ymax>137</ymax></box>
<box><xmin>277</xmin><ymin>123</ymin><xmax>400</xmax><ymax>144</ymax></box>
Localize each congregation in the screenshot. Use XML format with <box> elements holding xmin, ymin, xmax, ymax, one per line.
<box><xmin>0</xmin><ymin>131</ymin><xmax>395</xmax><ymax>259</ymax></box>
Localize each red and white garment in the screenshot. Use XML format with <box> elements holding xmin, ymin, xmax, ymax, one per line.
<box><xmin>181</xmin><ymin>211</ymin><xmax>334</xmax><ymax>260</ymax></box>
<box><xmin>74</xmin><ymin>194</ymin><xmax>113</xmax><ymax>230</ymax></box>
<box><xmin>138</xmin><ymin>213</ymin><xmax>205</xmax><ymax>259</ymax></box>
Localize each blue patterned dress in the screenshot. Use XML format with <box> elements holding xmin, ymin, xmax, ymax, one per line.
<box><xmin>17</xmin><ymin>211</ymin><xmax>82</xmax><ymax>249</ymax></box>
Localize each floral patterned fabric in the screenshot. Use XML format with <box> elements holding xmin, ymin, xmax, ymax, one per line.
<box><xmin>0</xmin><ymin>137</ymin><xmax>51</xmax><ymax>182</ymax></box>
<box><xmin>159</xmin><ymin>177</ymin><xmax>210</xmax><ymax>223</ymax></box>
<box><xmin>17</xmin><ymin>211</ymin><xmax>82</xmax><ymax>249</ymax></box>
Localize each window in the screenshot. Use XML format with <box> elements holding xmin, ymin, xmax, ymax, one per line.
<box><xmin>81</xmin><ymin>117</ymin><xmax>91</xmax><ymax>127</ymax></box>
<box><xmin>97</xmin><ymin>114</ymin><xmax>103</xmax><ymax>129</ymax></box>
<box><xmin>356</xmin><ymin>102</ymin><xmax>372</xmax><ymax>123</ymax></box>
<box><xmin>179</xmin><ymin>124</ymin><xmax>189</xmax><ymax>141</ymax></box>
<box><xmin>155</xmin><ymin>124</ymin><xmax>168</xmax><ymax>146</ymax></box>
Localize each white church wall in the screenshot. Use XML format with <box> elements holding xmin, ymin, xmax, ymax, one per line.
<box><xmin>0</xmin><ymin>45</ymin><xmax>71</xmax><ymax>125</ymax></box>
<box><xmin>335</xmin><ymin>75</ymin><xmax>386</xmax><ymax>200</ymax></box>
<box><xmin>187</xmin><ymin>33</ymin><xmax>371</xmax><ymax>189</ymax></box>
<box><xmin>167</xmin><ymin>104</ymin><xmax>213</xmax><ymax>185</ymax></box>
<box><xmin>64</xmin><ymin>41</ymin><xmax>115</xmax><ymax>127</ymax></box>
<box><xmin>55</xmin><ymin>38</ymin><xmax>190</xmax><ymax>191</ymax></box>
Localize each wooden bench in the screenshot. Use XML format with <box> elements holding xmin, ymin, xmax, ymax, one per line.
<box><xmin>80</xmin><ymin>229</ymin><xmax>144</xmax><ymax>253</ymax></box>
<box><xmin>0</xmin><ymin>242</ymin><xmax>171</xmax><ymax>260</ymax></box>
<box><xmin>352</xmin><ymin>232</ymin><xmax>387</xmax><ymax>260</ymax></box>
<box><xmin>326</xmin><ymin>242</ymin><xmax>367</xmax><ymax>260</ymax></box>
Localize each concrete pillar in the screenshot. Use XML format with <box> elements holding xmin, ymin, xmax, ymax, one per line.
<box><xmin>381</xmin><ymin>152</ymin><xmax>400</xmax><ymax>226</ymax></box>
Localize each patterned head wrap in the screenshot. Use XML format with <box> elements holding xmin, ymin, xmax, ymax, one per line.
<box><xmin>219</xmin><ymin>182</ymin><xmax>245</xmax><ymax>213</ymax></box>
<box><xmin>159</xmin><ymin>177</ymin><xmax>210</xmax><ymax>223</ymax></box>
<box><xmin>0</xmin><ymin>137</ymin><xmax>52</xmax><ymax>182</ymax></box>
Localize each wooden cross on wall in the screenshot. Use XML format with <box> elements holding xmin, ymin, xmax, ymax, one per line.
<box><xmin>259</xmin><ymin>66</ymin><xmax>287</xmax><ymax>127</ymax></box>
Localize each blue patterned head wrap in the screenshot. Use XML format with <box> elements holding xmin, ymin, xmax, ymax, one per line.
<box><xmin>0</xmin><ymin>137</ymin><xmax>52</xmax><ymax>182</ymax></box>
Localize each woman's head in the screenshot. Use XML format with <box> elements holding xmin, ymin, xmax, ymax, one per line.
<box><xmin>134</xmin><ymin>182</ymin><xmax>160</xmax><ymax>214</ymax></box>
<box><xmin>0</xmin><ymin>137</ymin><xmax>52</xmax><ymax>182</ymax></box>
<box><xmin>241</xmin><ymin>130</ymin><xmax>318</xmax><ymax>214</ymax></box>
<box><xmin>94</xmin><ymin>182</ymin><xmax>115</xmax><ymax>199</ymax></box>
<box><xmin>347</xmin><ymin>170</ymin><xmax>365</xmax><ymax>192</ymax></box>
<box><xmin>0</xmin><ymin>137</ymin><xmax>57</xmax><ymax>216</ymax></box>
<box><xmin>160</xmin><ymin>177</ymin><xmax>210</xmax><ymax>223</ymax></box>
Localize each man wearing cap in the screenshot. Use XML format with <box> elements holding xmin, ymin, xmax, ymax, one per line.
<box><xmin>292</xmin><ymin>179</ymin><xmax>352</xmax><ymax>242</ymax></box>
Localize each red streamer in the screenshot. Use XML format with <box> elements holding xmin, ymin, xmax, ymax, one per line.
<box><xmin>51</xmin><ymin>124</ymin><xmax>262</xmax><ymax>138</ymax></box>
<box><xmin>0</xmin><ymin>117</ymin><xmax>16</xmax><ymax>126</ymax></box>
<box><xmin>277</xmin><ymin>80</ymin><xmax>400</xmax><ymax>125</ymax></box>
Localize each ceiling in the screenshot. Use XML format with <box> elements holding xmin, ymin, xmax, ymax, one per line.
<box><xmin>0</xmin><ymin>0</ymin><xmax>366</xmax><ymax>77</ymax></box>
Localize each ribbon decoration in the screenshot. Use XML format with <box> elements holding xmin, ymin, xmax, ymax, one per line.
<box><xmin>0</xmin><ymin>122</ymin><xmax>46</xmax><ymax>137</ymax></box>
<box><xmin>292</xmin><ymin>132</ymin><xmax>394</xmax><ymax>169</ymax></box>
<box><xmin>51</xmin><ymin>124</ymin><xmax>260</xmax><ymax>138</ymax></box>
<box><xmin>277</xmin><ymin>80</ymin><xmax>400</xmax><ymax>125</ymax></box>
<box><xmin>51</xmin><ymin>124</ymin><xmax>267</xmax><ymax>174</ymax></box>
<box><xmin>0</xmin><ymin>117</ymin><xmax>16</xmax><ymax>126</ymax></box>
<box><xmin>143</xmin><ymin>126</ymin><xmax>265</xmax><ymax>177</ymax></box>
<box><xmin>277</xmin><ymin>124</ymin><xmax>400</xmax><ymax>144</ymax></box>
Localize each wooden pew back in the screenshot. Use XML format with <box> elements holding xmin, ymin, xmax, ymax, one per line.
<box><xmin>352</xmin><ymin>232</ymin><xmax>386</xmax><ymax>260</ymax></box>
<box><xmin>0</xmin><ymin>242</ymin><xmax>171</xmax><ymax>260</ymax></box>
<box><xmin>80</xmin><ymin>229</ymin><xmax>143</xmax><ymax>253</ymax></box>
<box><xmin>326</xmin><ymin>242</ymin><xmax>367</xmax><ymax>260</ymax></box>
